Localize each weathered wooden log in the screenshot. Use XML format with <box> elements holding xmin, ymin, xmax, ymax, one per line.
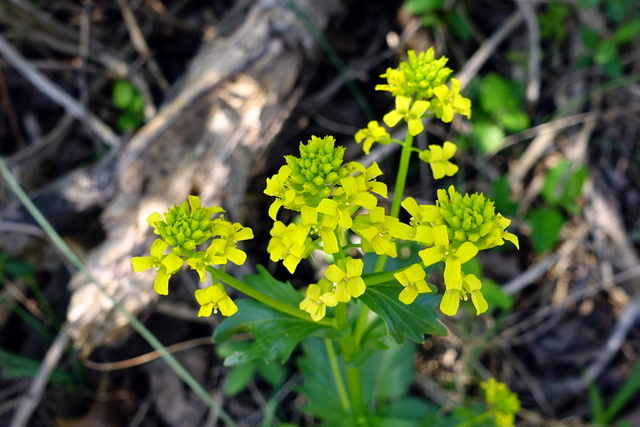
<box><xmin>66</xmin><ymin>0</ymin><xmax>343</xmax><ymax>356</ymax></box>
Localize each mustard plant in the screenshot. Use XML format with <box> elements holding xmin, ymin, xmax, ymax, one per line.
<box><xmin>133</xmin><ymin>48</ymin><xmax>520</xmax><ymax>426</ymax></box>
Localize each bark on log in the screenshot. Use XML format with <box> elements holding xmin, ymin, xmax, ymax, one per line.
<box><xmin>65</xmin><ymin>0</ymin><xmax>343</xmax><ymax>356</ymax></box>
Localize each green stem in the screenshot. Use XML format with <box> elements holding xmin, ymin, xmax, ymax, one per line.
<box><xmin>0</xmin><ymin>157</ymin><xmax>240</xmax><ymax>427</ymax></box>
<box><xmin>346</xmin><ymin>366</ymin><xmax>365</xmax><ymax>419</ymax></box>
<box><xmin>212</xmin><ymin>268</ymin><xmax>335</xmax><ymax>328</ymax></box>
<box><xmin>375</xmin><ymin>132</ymin><xmax>415</xmax><ymax>273</ymax></box>
<box><xmin>325</xmin><ymin>338</ymin><xmax>351</xmax><ymax>413</ymax></box>
<box><xmin>390</xmin><ymin>131</ymin><xmax>415</xmax><ymax>219</ymax></box>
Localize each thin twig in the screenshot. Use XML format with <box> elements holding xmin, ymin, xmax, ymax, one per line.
<box><xmin>585</xmin><ymin>298</ymin><xmax>640</xmax><ymax>383</ymax></box>
<box><xmin>9</xmin><ymin>327</ymin><xmax>69</xmax><ymax>427</ymax></box>
<box><xmin>515</xmin><ymin>0</ymin><xmax>541</xmax><ymax>102</ymax></box>
<box><xmin>116</xmin><ymin>0</ymin><xmax>169</xmax><ymax>94</ymax></box>
<box><xmin>456</xmin><ymin>10</ymin><xmax>524</xmax><ymax>89</ymax></box>
<box><xmin>0</xmin><ymin>34</ymin><xmax>120</xmax><ymax>148</ymax></box>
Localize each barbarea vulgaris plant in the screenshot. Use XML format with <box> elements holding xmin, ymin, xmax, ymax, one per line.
<box><xmin>132</xmin><ymin>47</ymin><xmax>521</xmax><ymax>425</ymax></box>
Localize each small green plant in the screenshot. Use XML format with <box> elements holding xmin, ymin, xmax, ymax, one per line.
<box><xmin>588</xmin><ymin>359</ymin><xmax>640</xmax><ymax>426</ymax></box>
<box><xmin>577</xmin><ymin>0</ymin><xmax>640</xmax><ymax>77</ymax></box>
<box><xmin>527</xmin><ymin>158</ymin><xmax>588</xmax><ymax>253</ymax></box>
<box><xmin>467</xmin><ymin>73</ymin><xmax>530</xmax><ymax>155</ymax></box>
<box><xmin>112</xmin><ymin>79</ymin><xmax>144</xmax><ymax>132</ymax></box>
<box><xmin>132</xmin><ymin>48</ymin><xmax>520</xmax><ymax>425</ymax></box>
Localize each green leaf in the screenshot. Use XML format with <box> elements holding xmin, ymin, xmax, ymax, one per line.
<box><xmin>526</xmin><ymin>207</ymin><xmax>565</xmax><ymax>254</ymax></box>
<box><xmin>492</xmin><ymin>175</ymin><xmax>519</xmax><ymax>217</ymax></box>
<box><xmin>370</xmin><ymin>341</ymin><xmax>416</xmax><ymax>402</ymax></box>
<box><xmin>245</xmin><ymin>265</ymin><xmax>305</xmax><ymax>307</ymax></box>
<box><xmin>606</xmin><ymin>0</ymin><xmax>628</xmax><ymax>23</ymax></box>
<box><xmin>479</xmin><ymin>73</ymin><xmax>518</xmax><ymax>114</ymax></box>
<box><xmin>602</xmin><ymin>359</ymin><xmax>640</xmax><ymax>424</ymax></box>
<box><xmin>0</xmin><ymin>350</ymin><xmax>72</xmax><ymax>385</ymax></box>
<box><xmin>541</xmin><ymin>159</ymin><xmax>588</xmax><ymax>211</ymax></box>
<box><xmin>581</xmin><ymin>25</ymin><xmax>600</xmax><ymax>49</ymax></box>
<box><xmin>112</xmin><ymin>80</ymin><xmax>136</xmax><ymax>109</ymax></box>
<box><xmin>359</xmin><ymin>278</ymin><xmax>447</xmax><ymax>344</ymax></box>
<box><xmin>6</xmin><ymin>259</ymin><xmax>34</xmax><ymax>278</ymax></box>
<box><xmin>403</xmin><ymin>0</ymin><xmax>444</xmax><ymax>15</ymax></box>
<box><xmin>613</xmin><ymin>20</ymin><xmax>640</xmax><ymax>43</ymax></box>
<box><xmin>472</xmin><ymin>120</ymin><xmax>505</xmax><ymax>154</ymax></box>
<box><xmin>213</xmin><ymin>299</ymin><xmax>340</xmax><ymax>366</ymax></box>
<box><xmin>297</xmin><ymin>338</ymin><xmax>350</xmax><ymax>422</ymax></box>
<box><xmin>257</xmin><ymin>360</ymin><xmax>287</xmax><ymax>387</ymax></box>
<box><xmin>542</xmin><ymin>159</ymin><xmax>572</xmax><ymax>205</ymax></box>
<box><xmin>594</xmin><ymin>40</ymin><xmax>619</xmax><ymax>64</ymax></box>
<box><xmin>496</xmin><ymin>109</ymin><xmax>530</xmax><ymax>133</ymax></box>
<box><xmin>224</xmin><ymin>361</ymin><xmax>258</xmax><ymax>396</ymax></box>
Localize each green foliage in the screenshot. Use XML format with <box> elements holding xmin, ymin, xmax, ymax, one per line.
<box><xmin>589</xmin><ymin>360</ymin><xmax>640</xmax><ymax>426</ymax></box>
<box><xmin>577</xmin><ymin>0</ymin><xmax>640</xmax><ymax>77</ymax></box>
<box><xmin>525</xmin><ymin>159</ymin><xmax>588</xmax><ymax>254</ymax></box>
<box><xmin>213</xmin><ymin>267</ymin><xmax>341</xmax><ymax>366</ymax></box>
<box><xmin>0</xmin><ymin>252</ymin><xmax>35</xmax><ymax>280</ymax></box>
<box><xmin>526</xmin><ymin>207</ymin><xmax>564</xmax><ymax>254</ymax></box>
<box><xmin>403</xmin><ymin>0</ymin><xmax>472</xmax><ymax>41</ymax></box>
<box><xmin>298</xmin><ymin>337</ymin><xmax>433</xmax><ymax>426</ymax></box>
<box><xmin>541</xmin><ymin>160</ymin><xmax>588</xmax><ymax>214</ymax></box>
<box><xmin>360</xmin><ymin>277</ymin><xmax>447</xmax><ymax>343</ymax></box>
<box><xmin>539</xmin><ymin>3</ymin><xmax>570</xmax><ymax>42</ymax></box>
<box><xmin>112</xmin><ymin>79</ymin><xmax>144</xmax><ymax>131</ymax></box>
<box><xmin>470</xmin><ymin>73</ymin><xmax>530</xmax><ymax>154</ymax></box>
<box><xmin>0</xmin><ymin>349</ymin><xmax>72</xmax><ymax>384</ymax></box>
<box><xmin>216</xmin><ymin>341</ymin><xmax>287</xmax><ymax>396</ymax></box>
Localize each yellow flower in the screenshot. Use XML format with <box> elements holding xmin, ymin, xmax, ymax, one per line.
<box><xmin>480</xmin><ymin>378</ymin><xmax>521</xmax><ymax>427</ymax></box>
<box><xmin>439</xmin><ymin>273</ymin><xmax>488</xmax><ymax>316</ymax></box>
<box><xmin>352</xmin><ymin>206</ymin><xmax>412</xmax><ymax>257</ymax></box>
<box><xmin>131</xmin><ymin>239</ymin><xmax>183</xmax><ymax>295</ymax></box>
<box><xmin>383</xmin><ymin>96</ymin><xmax>430</xmax><ymax>136</ymax></box>
<box><xmin>324</xmin><ymin>257</ymin><xmax>365</xmax><ymax>303</ymax></box>
<box><xmin>267</xmin><ymin>221</ymin><xmax>314</xmax><ymax>273</ymax></box>
<box><xmin>431</xmin><ymin>78</ymin><xmax>471</xmax><ymax>123</ymax></box>
<box><xmin>264</xmin><ymin>165</ymin><xmax>295</xmax><ymax>219</ymax></box>
<box><xmin>418</xmin><ymin>141</ymin><xmax>459</xmax><ymax>179</ymax></box>
<box><xmin>147</xmin><ymin>195</ymin><xmax>224</xmax><ymax>257</ymax></box>
<box><xmin>394</xmin><ymin>263</ymin><xmax>431</xmax><ymax>304</ymax></box>
<box><xmin>419</xmin><ymin>225</ymin><xmax>478</xmax><ymax>290</ymax></box>
<box><xmin>195</xmin><ymin>284</ymin><xmax>237</xmax><ymax>317</ymax></box>
<box><xmin>354</xmin><ymin>121</ymin><xmax>391</xmax><ymax>155</ymax></box>
<box><xmin>376</xmin><ymin>48</ymin><xmax>453</xmax><ymax>100</ymax></box>
<box><xmin>299</xmin><ymin>279</ymin><xmax>339</xmax><ymax>321</ymax></box>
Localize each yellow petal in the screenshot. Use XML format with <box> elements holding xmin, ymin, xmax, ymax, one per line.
<box><xmin>154</xmin><ymin>271</ymin><xmax>170</xmax><ymax>295</ymax></box>
<box><xmin>149</xmin><ymin>239</ymin><xmax>168</xmax><ymax>258</ymax></box>
<box><xmin>455</xmin><ymin>242</ymin><xmax>478</xmax><ymax>263</ymax></box>
<box><xmin>432</xmin><ymin>225</ymin><xmax>449</xmax><ymax>247</ymax></box>
<box><xmin>471</xmin><ymin>291</ymin><xmax>488</xmax><ymax>315</ymax></box>
<box><xmin>399</xmin><ymin>286</ymin><xmax>418</xmax><ymax>304</ymax></box>
<box><xmin>383</xmin><ymin>110</ymin><xmax>403</xmax><ymax>128</ymax></box>
<box><xmin>324</xmin><ymin>264</ymin><xmax>346</xmax><ymax>283</ymax></box>
<box><xmin>442</xmin><ymin>141</ymin><xmax>457</xmax><ymax>159</ymax></box>
<box><xmin>197</xmin><ymin>303</ymin><xmax>214</xmax><ymax>317</ymax></box>
<box><xmin>131</xmin><ymin>256</ymin><xmax>155</xmax><ymax>272</ymax></box>
<box><xmin>440</xmin><ymin>290</ymin><xmax>461</xmax><ymax>316</ymax></box>
<box><xmin>218</xmin><ymin>297</ymin><xmax>238</xmax><ymax>316</ymax></box>
<box><xmin>162</xmin><ymin>253</ymin><xmax>184</xmax><ymax>274</ymax></box>
<box><xmin>419</xmin><ymin>247</ymin><xmax>445</xmax><ymax>266</ymax></box>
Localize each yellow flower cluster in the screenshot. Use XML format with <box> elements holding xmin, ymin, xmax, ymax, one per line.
<box><xmin>480</xmin><ymin>378</ymin><xmax>521</xmax><ymax>427</ymax></box>
<box><xmin>132</xmin><ymin>195</ymin><xmax>253</xmax><ymax>317</ymax></box>
<box><xmin>354</xmin><ymin>49</ymin><xmax>470</xmax><ymax>182</ymax></box>
<box><xmin>265</xmin><ymin>136</ymin><xmax>426</xmax><ymax>320</ymax></box>
<box><xmin>401</xmin><ymin>186</ymin><xmax>518</xmax><ymax>315</ymax></box>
